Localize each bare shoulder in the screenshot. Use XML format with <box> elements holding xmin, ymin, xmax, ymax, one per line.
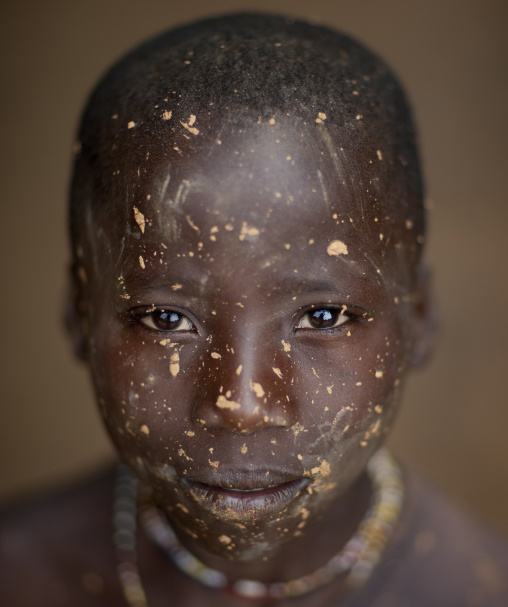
<box><xmin>0</xmin><ymin>466</ymin><xmax>125</xmax><ymax>606</ymax></box>
<box><xmin>348</xmin><ymin>471</ymin><xmax>508</xmax><ymax>607</ymax></box>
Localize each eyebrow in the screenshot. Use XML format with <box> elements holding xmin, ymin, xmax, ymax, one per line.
<box><xmin>273</xmin><ymin>271</ymin><xmax>371</xmax><ymax>296</ymax></box>
<box><xmin>275</xmin><ymin>276</ymin><xmax>343</xmax><ymax>294</ymax></box>
<box><xmin>119</xmin><ymin>268</ymin><xmax>207</xmax><ymax>299</ymax></box>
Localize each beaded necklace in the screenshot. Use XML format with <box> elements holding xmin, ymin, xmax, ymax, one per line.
<box><xmin>114</xmin><ymin>448</ymin><xmax>404</xmax><ymax>606</ymax></box>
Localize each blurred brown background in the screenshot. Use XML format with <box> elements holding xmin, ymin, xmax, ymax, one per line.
<box><xmin>1</xmin><ymin>0</ymin><xmax>507</xmax><ymax>534</ymax></box>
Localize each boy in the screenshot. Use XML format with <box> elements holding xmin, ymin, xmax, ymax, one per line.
<box><xmin>2</xmin><ymin>12</ymin><xmax>508</xmax><ymax>607</ymax></box>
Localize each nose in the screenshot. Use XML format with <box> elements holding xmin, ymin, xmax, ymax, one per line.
<box><xmin>191</xmin><ymin>336</ymin><xmax>295</xmax><ymax>434</ymax></box>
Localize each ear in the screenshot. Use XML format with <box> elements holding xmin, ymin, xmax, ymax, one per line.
<box><xmin>63</xmin><ymin>262</ymin><xmax>89</xmax><ymax>362</ymax></box>
<box><xmin>410</xmin><ymin>265</ymin><xmax>438</xmax><ymax>368</ymax></box>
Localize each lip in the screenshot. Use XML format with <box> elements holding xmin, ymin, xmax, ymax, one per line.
<box><xmin>181</xmin><ymin>474</ymin><xmax>310</xmax><ymax>522</ymax></box>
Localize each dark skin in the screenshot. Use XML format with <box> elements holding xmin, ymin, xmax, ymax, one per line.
<box><xmin>44</xmin><ymin>114</ymin><xmax>432</xmax><ymax>606</ymax></box>
<box><xmin>0</xmin><ymin>112</ymin><xmax>433</xmax><ymax>606</ymax></box>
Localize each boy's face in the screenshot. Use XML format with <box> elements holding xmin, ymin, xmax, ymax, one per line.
<box><xmin>76</xmin><ymin>120</ymin><xmax>424</xmax><ymax>561</ymax></box>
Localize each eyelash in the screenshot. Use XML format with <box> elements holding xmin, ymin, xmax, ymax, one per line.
<box><xmin>131</xmin><ymin>306</ymin><xmax>353</xmax><ymax>334</ymax></box>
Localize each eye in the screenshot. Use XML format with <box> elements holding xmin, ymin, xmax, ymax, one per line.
<box><xmin>296</xmin><ymin>307</ymin><xmax>350</xmax><ymax>330</ymax></box>
<box><xmin>139</xmin><ymin>309</ymin><xmax>194</xmax><ymax>332</ymax></box>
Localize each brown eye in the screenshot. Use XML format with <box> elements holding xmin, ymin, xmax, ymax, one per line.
<box><xmin>297</xmin><ymin>308</ymin><xmax>349</xmax><ymax>330</ymax></box>
<box><xmin>140</xmin><ymin>310</ymin><xmax>193</xmax><ymax>331</ymax></box>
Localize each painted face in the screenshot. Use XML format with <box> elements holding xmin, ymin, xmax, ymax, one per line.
<box><xmin>78</xmin><ymin>120</ymin><xmax>422</xmax><ymax>565</ymax></box>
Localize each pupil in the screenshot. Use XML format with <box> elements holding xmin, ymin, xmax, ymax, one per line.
<box><xmin>153</xmin><ymin>310</ymin><xmax>181</xmax><ymax>330</ymax></box>
<box><xmin>310</xmin><ymin>309</ymin><xmax>338</xmax><ymax>328</ymax></box>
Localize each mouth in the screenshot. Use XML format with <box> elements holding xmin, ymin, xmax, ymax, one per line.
<box><xmin>181</xmin><ymin>476</ymin><xmax>310</xmax><ymax>522</ymax></box>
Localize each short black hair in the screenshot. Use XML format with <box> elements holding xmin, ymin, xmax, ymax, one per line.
<box><xmin>70</xmin><ymin>12</ymin><xmax>424</xmax><ymax>260</ymax></box>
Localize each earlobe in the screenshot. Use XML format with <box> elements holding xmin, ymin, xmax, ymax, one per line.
<box><xmin>63</xmin><ymin>262</ymin><xmax>89</xmax><ymax>362</ymax></box>
<box><xmin>410</xmin><ymin>265</ymin><xmax>439</xmax><ymax>368</ymax></box>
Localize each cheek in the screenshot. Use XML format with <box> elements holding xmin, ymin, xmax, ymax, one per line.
<box><xmin>290</xmin><ymin>320</ymin><xmax>408</xmax><ymax>484</ymax></box>
<box><xmin>88</xmin><ymin>321</ymin><xmax>200</xmax><ymax>466</ymax></box>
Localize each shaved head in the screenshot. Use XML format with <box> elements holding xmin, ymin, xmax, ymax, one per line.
<box><xmin>70</xmin><ymin>13</ymin><xmax>424</xmax><ymax>267</ymax></box>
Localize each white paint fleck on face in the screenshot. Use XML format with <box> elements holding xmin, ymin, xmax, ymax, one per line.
<box><xmin>218</xmin><ymin>535</ymin><xmax>232</xmax><ymax>545</ymax></box>
<box><xmin>181</xmin><ymin>115</ymin><xmax>199</xmax><ymax>135</ymax></box>
<box><xmin>216</xmin><ymin>395</ymin><xmax>241</xmax><ymax>410</ymax></box>
<box><xmin>133</xmin><ymin>206</ymin><xmax>146</xmax><ymax>233</ymax></box>
<box><xmin>169</xmin><ymin>352</ymin><xmax>180</xmax><ymax>376</ymax></box>
<box><xmin>311</xmin><ymin>460</ymin><xmax>331</xmax><ymax>477</ymax></box>
<box><xmin>326</xmin><ymin>240</ymin><xmax>348</xmax><ymax>256</ymax></box>
<box><xmin>281</xmin><ymin>340</ymin><xmax>291</xmax><ymax>352</ymax></box>
<box><xmin>238</xmin><ymin>222</ymin><xmax>260</xmax><ymax>241</ymax></box>
<box><xmin>250</xmin><ymin>381</ymin><xmax>265</xmax><ymax>398</ymax></box>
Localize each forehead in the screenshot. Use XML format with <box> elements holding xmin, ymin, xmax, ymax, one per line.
<box><xmin>84</xmin><ymin>119</ymin><xmax>418</xmax><ymax>290</ymax></box>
